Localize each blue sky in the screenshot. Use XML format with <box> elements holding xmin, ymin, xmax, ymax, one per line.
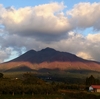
<box><xmin>0</xmin><ymin>0</ymin><xmax>100</xmax><ymax>62</ymax></box>
<box><xmin>1</xmin><ymin>0</ymin><xmax>100</xmax><ymax>8</ymax></box>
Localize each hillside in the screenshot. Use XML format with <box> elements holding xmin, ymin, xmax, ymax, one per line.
<box><xmin>0</xmin><ymin>47</ymin><xmax>100</xmax><ymax>72</ymax></box>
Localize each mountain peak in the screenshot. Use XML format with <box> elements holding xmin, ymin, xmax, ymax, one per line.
<box><xmin>9</xmin><ymin>47</ymin><xmax>84</xmax><ymax>63</ymax></box>
<box><xmin>40</xmin><ymin>47</ymin><xmax>56</xmax><ymax>52</ymax></box>
<box><xmin>25</xmin><ymin>49</ymin><xmax>36</xmax><ymax>53</ymax></box>
<box><xmin>1</xmin><ymin>47</ymin><xmax>100</xmax><ymax>72</ymax></box>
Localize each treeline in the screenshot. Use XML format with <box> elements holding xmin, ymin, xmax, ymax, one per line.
<box><xmin>0</xmin><ymin>72</ymin><xmax>56</xmax><ymax>95</ymax></box>
<box><xmin>0</xmin><ymin>72</ymin><xmax>87</xmax><ymax>96</ymax></box>
<box><xmin>0</xmin><ymin>72</ymin><xmax>100</xmax><ymax>96</ymax></box>
<box><xmin>86</xmin><ymin>75</ymin><xmax>100</xmax><ymax>85</ymax></box>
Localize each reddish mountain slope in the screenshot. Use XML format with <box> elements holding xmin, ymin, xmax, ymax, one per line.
<box><xmin>0</xmin><ymin>47</ymin><xmax>100</xmax><ymax>72</ymax></box>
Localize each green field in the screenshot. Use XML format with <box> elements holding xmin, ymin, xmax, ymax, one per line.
<box><xmin>0</xmin><ymin>71</ymin><xmax>100</xmax><ymax>99</ymax></box>
<box><xmin>0</xmin><ymin>92</ymin><xmax>100</xmax><ymax>99</ymax></box>
<box><xmin>0</xmin><ymin>94</ymin><xmax>65</xmax><ymax>99</ymax></box>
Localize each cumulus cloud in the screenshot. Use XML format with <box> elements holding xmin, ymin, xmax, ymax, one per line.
<box><xmin>0</xmin><ymin>2</ymin><xmax>100</xmax><ymax>62</ymax></box>
<box><xmin>0</xmin><ymin>47</ymin><xmax>12</xmax><ymax>63</ymax></box>
<box><xmin>0</xmin><ymin>2</ymin><xmax>71</xmax><ymax>37</ymax></box>
<box><xmin>76</xmin><ymin>52</ymin><xmax>93</xmax><ymax>60</ymax></box>
<box><xmin>87</xmin><ymin>33</ymin><xmax>100</xmax><ymax>42</ymax></box>
<box><xmin>67</xmin><ymin>2</ymin><xmax>100</xmax><ymax>30</ymax></box>
<box><xmin>49</xmin><ymin>31</ymin><xmax>100</xmax><ymax>62</ymax></box>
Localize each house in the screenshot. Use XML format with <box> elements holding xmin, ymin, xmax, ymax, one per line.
<box><xmin>89</xmin><ymin>85</ymin><xmax>100</xmax><ymax>92</ymax></box>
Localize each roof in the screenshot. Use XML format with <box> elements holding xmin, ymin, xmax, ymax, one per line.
<box><xmin>91</xmin><ymin>85</ymin><xmax>100</xmax><ymax>89</ymax></box>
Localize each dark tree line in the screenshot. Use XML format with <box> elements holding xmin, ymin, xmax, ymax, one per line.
<box><xmin>0</xmin><ymin>72</ymin><xmax>100</xmax><ymax>96</ymax></box>
<box><xmin>0</xmin><ymin>73</ymin><xmax>3</xmax><ymax>78</ymax></box>
<box><xmin>86</xmin><ymin>75</ymin><xmax>100</xmax><ymax>86</ymax></box>
<box><xmin>0</xmin><ymin>72</ymin><xmax>58</xmax><ymax>96</ymax></box>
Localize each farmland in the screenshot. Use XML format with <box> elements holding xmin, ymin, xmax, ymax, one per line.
<box><xmin>0</xmin><ymin>72</ymin><xmax>100</xmax><ymax>99</ymax></box>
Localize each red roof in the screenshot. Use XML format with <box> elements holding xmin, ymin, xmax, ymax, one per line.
<box><xmin>91</xmin><ymin>85</ymin><xmax>100</xmax><ymax>89</ymax></box>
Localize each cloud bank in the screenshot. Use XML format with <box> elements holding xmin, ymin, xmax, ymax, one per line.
<box><xmin>0</xmin><ymin>2</ymin><xmax>100</xmax><ymax>62</ymax></box>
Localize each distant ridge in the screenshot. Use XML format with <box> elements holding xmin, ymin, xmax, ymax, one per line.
<box><xmin>0</xmin><ymin>47</ymin><xmax>100</xmax><ymax>72</ymax></box>
<box><xmin>4</xmin><ymin>65</ymin><xmax>33</xmax><ymax>72</ymax></box>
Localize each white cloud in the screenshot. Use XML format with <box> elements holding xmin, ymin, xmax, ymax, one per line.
<box><xmin>0</xmin><ymin>30</ymin><xmax>100</xmax><ymax>62</ymax></box>
<box><xmin>0</xmin><ymin>2</ymin><xmax>71</xmax><ymax>36</ymax></box>
<box><xmin>76</xmin><ymin>52</ymin><xmax>94</xmax><ymax>60</ymax></box>
<box><xmin>0</xmin><ymin>2</ymin><xmax>100</xmax><ymax>62</ymax></box>
<box><xmin>87</xmin><ymin>33</ymin><xmax>100</xmax><ymax>42</ymax></box>
<box><xmin>67</xmin><ymin>2</ymin><xmax>100</xmax><ymax>30</ymax></box>
<box><xmin>1</xmin><ymin>2</ymin><xmax>100</xmax><ymax>36</ymax></box>
<box><xmin>0</xmin><ymin>47</ymin><xmax>12</xmax><ymax>63</ymax></box>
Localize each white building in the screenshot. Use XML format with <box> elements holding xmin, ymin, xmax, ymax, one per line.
<box><xmin>89</xmin><ymin>85</ymin><xmax>100</xmax><ymax>92</ymax></box>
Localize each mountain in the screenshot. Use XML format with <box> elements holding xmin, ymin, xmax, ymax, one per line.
<box><xmin>9</xmin><ymin>47</ymin><xmax>85</xmax><ymax>63</ymax></box>
<box><xmin>4</xmin><ymin>65</ymin><xmax>34</xmax><ymax>72</ymax></box>
<box><xmin>0</xmin><ymin>47</ymin><xmax>100</xmax><ymax>72</ymax></box>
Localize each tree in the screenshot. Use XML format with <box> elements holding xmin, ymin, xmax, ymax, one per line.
<box><xmin>0</xmin><ymin>73</ymin><xmax>3</xmax><ymax>78</ymax></box>
<box><xmin>86</xmin><ymin>75</ymin><xmax>100</xmax><ymax>86</ymax></box>
<box><xmin>23</xmin><ymin>72</ymin><xmax>45</xmax><ymax>85</ymax></box>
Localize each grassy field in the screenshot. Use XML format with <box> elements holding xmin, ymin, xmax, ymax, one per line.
<box><xmin>0</xmin><ymin>94</ymin><xmax>68</xmax><ymax>99</ymax></box>
<box><xmin>0</xmin><ymin>90</ymin><xmax>100</xmax><ymax>99</ymax></box>
<box><xmin>0</xmin><ymin>91</ymin><xmax>100</xmax><ymax>99</ymax></box>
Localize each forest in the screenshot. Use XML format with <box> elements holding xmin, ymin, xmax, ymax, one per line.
<box><xmin>0</xmin><ymin>72</ymin><xmax>100</xmax><ymax>99</ymax></box>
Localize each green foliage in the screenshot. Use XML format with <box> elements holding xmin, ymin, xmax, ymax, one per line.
<box><xmin>23</xmin><ymin>72</ymin><xmax>45</xmax><ymax>85</ymax></box>
<box><xmin>1</xmin><ymin>72</ymin><xmax>100</xmax><ymax>99</ymax></box>
<box><xmin>0</xmin><ymin>72</ymin><xmax>59</xmax><ymax>95</ymax></box>
<box><xmin>86</xmin><ymin>75</ymin><xmax>100</xmax><ymax>86</ymax></box>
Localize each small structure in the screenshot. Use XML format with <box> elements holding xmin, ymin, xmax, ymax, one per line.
<box><xmin>89</xmin><ymin>85</ymin><xmax>100</xmax><ymax>92</ymax></box>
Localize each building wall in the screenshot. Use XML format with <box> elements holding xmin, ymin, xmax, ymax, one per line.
<box><xmin>89</xmin><ymin>86</ymin><xmax>100</xmax><ymax>92</ymax></box>
<box><xmin>97</xmin><ymin>89</ymin><xmax>100</xmax><ymax>92</ymax></box>
<box><xmin>89</xmin><ymin>86</ymin><xmax>93</xmax><ymax>91</ymax></box>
